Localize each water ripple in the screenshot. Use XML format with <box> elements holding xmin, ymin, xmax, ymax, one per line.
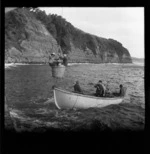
<box><xmin>5</xmin><ymin>64</ymin><xmax>145</xmax><ymax>131</ymax></box>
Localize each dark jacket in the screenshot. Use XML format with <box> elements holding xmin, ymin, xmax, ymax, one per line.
<box><xmin>94</xmin><ymin>83</ymin><xmax>104</xmax><ymax>96</ymax></box>
<box><xmin>74</xmin><ymin>83</ymin><xmax>83</xmax><ymax>93</ymax></box>
<box><xmin>63</xmin><ymin>57</ymin><xmax>68</xmax><ymax>66</ymax></box>
<box><xmin>119</xmin><ymin>87</ymin><xmax>126</xmax><ymax>97</ymax></box>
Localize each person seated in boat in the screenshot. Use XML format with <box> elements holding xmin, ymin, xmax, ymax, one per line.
<box><xmin>112</xmin><ymin>84</ymin><xmax>126</xmax><ymax>97</ymax></box>
<box><xmin>94</xmin><ymin>80</ymin><xmax>106</xmax><ymax>97</ymax></box>
<box><xmin>102</xmin><ymin>82</ymin><xmax>107</xmax><ymax>96</ymax></box>
<box><xmin>119</xmin><ymin>84</ymin><xmax>126</xmax><ymax>97</ymax></box>
<box><xmin>104</xmin><ymin>86</ymin><xmax>111</xmax><ymax>97</ymax></box>
<box><xmin>74</xmin><ymin>81</ymin><xmax>83</xmax><ymax>94</ymax></box>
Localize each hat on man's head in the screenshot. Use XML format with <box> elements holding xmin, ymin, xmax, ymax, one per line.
<box><xmin>120</xmin><ymin>84</ymin><xmax>123</xmax><ymax>88</ymax></box>
<box><xmin>51</xmin><ymin>53</ymin><xmax>55</xmax><ymax>55</ymax></box>
<box><xmin>76</xmin><ymin>81</ymin><xmax>79</xmax><ymax>84</ymax></box>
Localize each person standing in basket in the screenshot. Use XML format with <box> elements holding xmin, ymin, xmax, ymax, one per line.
<box><xmin>49</xmin><ymin>53</ymin><xmax>61</xmax><ymax>66</ymax></box>
<box><xmin>62</xmin><ymin>54</ymin><xmax>68</xmax><ymax>66</ymax></box>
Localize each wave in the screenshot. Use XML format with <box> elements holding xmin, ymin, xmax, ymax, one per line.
<box><xmin>5</xmin><ymin>63</ymin><xmax>44</xmax><ymax>69</ymax></box>
<box><xmin>68</xmin><ymin>63</ymin><xmax>133</xmax><ymax>66</ymax></box>
<box><xmin>133</xmin><ymin>62</ymin><xmax>144</xmax><ymax>66</ymax></box>
<box><xmin>5</xmin><ymin>62</ymin><xmax>140</xmax><ymax>68</ymax></box>
<box><xmin>68</xmin><ymin>63</ymin><xmax>91</xmax><ymax>66</ymax></box>
<box><xmin>14</xmin><ymin>63</ymin><xmax>44</xmax><ymax>66</ymax></box>
<box><xmin>5</xmin><ymin>63</ymin><xmax>17</xmax><ymax>69</ymax></box>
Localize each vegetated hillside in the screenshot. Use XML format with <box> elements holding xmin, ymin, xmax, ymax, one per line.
<box><xmin>5</xmin><ymin>7</ymin><xmax>132</xmax><ymax>63</ymax></box>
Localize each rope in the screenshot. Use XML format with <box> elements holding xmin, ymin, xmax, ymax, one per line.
<box><xmin>61</xmin><ymin>7</ymin><xmax>63</xmax><ymax>17</ymax></box>
<box><xmin>54</xmin><ymin>77</ymin><xmax>59</xmax><ymax>87</ymax></box>
<box><xmin>117</xmin><ymin>63</ymin><xmax>124</xmax><ymax>84</ymax></box>
<box><xmin>72</xmin><ymin>95</ymin><xmax>78</xmax><ymax>109</ymax></box>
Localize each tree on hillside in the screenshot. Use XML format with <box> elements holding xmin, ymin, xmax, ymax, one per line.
<box><xmin>5</xmin><ymin>9</ymin><xmax>27</xmax><ymax>41</ymax></box>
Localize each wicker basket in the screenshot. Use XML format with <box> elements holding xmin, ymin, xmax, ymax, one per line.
<box><xmin>51</xmin><ymin>65</ymin><xmax>66</xmax><ymax>78</ymax></box>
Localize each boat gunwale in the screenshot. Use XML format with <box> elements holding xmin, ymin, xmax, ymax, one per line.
<box><xmin>54</xmin><ymin>87</ymin><xmax>124</xmax><ymax>100</ymax></box>
<box><xmin>50</xmin><ymin>65</ymin><xmax>66</xmax><ymax>68</ymax></box>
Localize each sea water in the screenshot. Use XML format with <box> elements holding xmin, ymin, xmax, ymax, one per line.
<box><xmin>5</xmin><ymin>63</ymin><xmax>145</xmax><ymax>131</ymax></box>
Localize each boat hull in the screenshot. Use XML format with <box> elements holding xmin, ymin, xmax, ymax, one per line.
<box><xmin>54</xmin><ymin>88</ymin><xmax>124</xmax><ymax>109</ymax></box>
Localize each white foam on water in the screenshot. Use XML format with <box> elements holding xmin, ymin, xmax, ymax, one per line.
<box><xmin>68</xmin><ymin>63</ymin><xmax>136</xmax><ymax>66</ymax></box>
<box><xmin>36</xmin><ymin>108</ymin><xmax>50</xmax><ymax>114</ymax></box>
<box><xmin>9</xmin><ymin>111</ymin><xmax>19</xmax><ymax>118</ymax></box>
<box><xmin>9</xmin><ymin>109</ymin><xmax>32</xmax><ymax>121</ymax></box>
<box><xmin>68</xmin><ymin>63</ymin><xmax>88</xmax><ymax>66</ymax></box>
<box><xmin>5</xmin><ymin>62</ymin><xmax>140</xmax><ymax>68</ymax></box>
<box><xmin>68</xmin><ymin>62</ymin><xmax>112</xmax><ymax>66</ymax></box>
<box><xmin>68</xmin><ymin>63</ymin><xmax>102</xmax><ymax>66</ymax></box>
<box><xmin>15</xmin><ymin>63</ymin><xmax>44</xmax><ymax>65</ymax></box>
<box><xmin>5</xmin><ymin>63</ymin><xmax>44</xmax><ymax>69</ymax></box>
<box><xmin>33</xmin><ymin>119</ymin><xmax>42</xmax><ymax>123</ymax></box>
<box><xmin>133</xmin><ymin>62</ymin><xmax>144</xmax><ymax>66</ymax></box>
<box><xmin>47</xmin><ymin>97</ymin><xmax>54</xmax><ymax>103</ymax></box>
<box><xmin>45</xmin><ymin>121</ymin><xmax>59</xmax><ymax>127</ymax></box>
<box><xmin>5</xmin><ymin>63</ymin><xmax>17</xmax><ymax>69</ymax></box>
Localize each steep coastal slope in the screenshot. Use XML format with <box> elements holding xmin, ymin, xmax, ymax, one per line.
<box><xmin>5</xmin><ymin>8</ymin><xmax>132</xmax><ymax>63</ymax></box>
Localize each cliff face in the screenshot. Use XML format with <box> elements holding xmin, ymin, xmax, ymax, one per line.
<box><xmin>5</xmin><ymin>8</ymin><xmax>59</xmax><ymax>63</ymax></box>
<box><xmin>5</xmin><ymin>8</ymin><xmax>132</xmax><ymax>63</ymax></box>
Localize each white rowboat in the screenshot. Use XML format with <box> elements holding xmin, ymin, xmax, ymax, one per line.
<box><xmin>53</xmin><ymin>88</ymin><xmax>124</xmax><ymax>109</ymax></box>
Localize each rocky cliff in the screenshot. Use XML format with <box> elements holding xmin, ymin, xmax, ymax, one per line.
<box><xmin>5</xmin><ymin>8</ymin><xmax>132</xmax><ymax>63</ymax></box>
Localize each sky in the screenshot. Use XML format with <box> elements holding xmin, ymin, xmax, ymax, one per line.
<box><xmin>39</xmin><ymin>7</ymin><xmax>144</xmax><ymax>58</ymax></box>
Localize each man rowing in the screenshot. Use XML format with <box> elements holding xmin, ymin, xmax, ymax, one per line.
<box><xmin>74</xmin><ymin>81</ymin><xmax>83</xmax><ymax>94</ymax></box>
<box><xmin>94</xmin><ymin>80</ymin><xmax>106</xmax><ymax>97</ymax></box>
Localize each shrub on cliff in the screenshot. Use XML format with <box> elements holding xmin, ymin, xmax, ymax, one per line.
<box><xmin>5</xmin><ymin>8</ymin><xmax>29</xmax><ymax>52</ymax></box>
<box><xmin>30</xmin><ymin>8</ymin><xmax>71</xmax><ymax>53</ymax></box>
<box><xmin>5</xmin><ymin>9</ymin><xmax>27</xmax><ymax>41</ymax></box>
